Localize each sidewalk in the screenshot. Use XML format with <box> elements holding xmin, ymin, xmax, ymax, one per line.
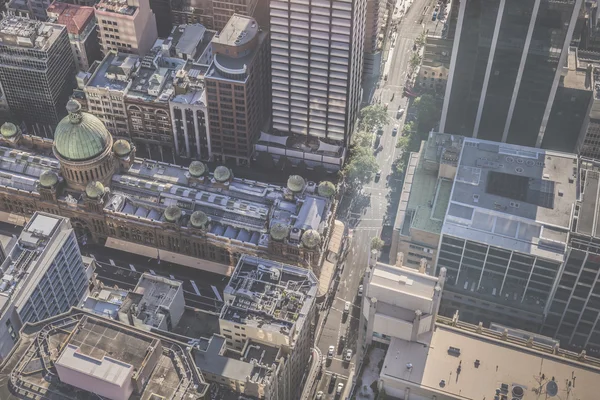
<box><xmin>300</xmin><ymin>347</ymin><xmax>323</xmax><ymax>400</ymax></box>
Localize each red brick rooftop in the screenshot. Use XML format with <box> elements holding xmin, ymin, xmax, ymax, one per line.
<box><xmin>47</xmin><ymin>1</ymin><xmax>94</xmax><ymax>35</ymax></box>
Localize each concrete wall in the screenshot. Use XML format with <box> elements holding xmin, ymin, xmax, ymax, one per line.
<box><xmin>56</xmin><ymin>360</ymin><xmax>134</xmax><ymax>400</ymax></box>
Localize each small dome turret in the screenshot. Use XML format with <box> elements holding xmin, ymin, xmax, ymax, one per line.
<box><xmin>113</xmin><ymin>139</ymin><xmax>132</xmax><ymax>157</ymax></box>
<box><xmin>85</xmin><ymin>181</ymin><xmax>105</xmax><ymax>199</ymax></box>
<box><xmin>1</xmin><ymin>122</ymin><xmax>18</xmax><ymax>138</ymax></box>
<box><xmin>317</xmin><ymin>181</ymin><xmax>336</xmax><ymax>198</ymax></box>
<box><xmin>188</xmin><ymin>161</ymin><xmax>206</xmax><ymax>178</ymax></box>
<box><xmin>213</xmin><ymin>166</ymin><xmax>231</xmax><ymax>183</ymax></box>
<box><xmin>190</xmin><ymin>210</ymin><xmax>209</xmax><ymax>228</ymax></box>
<box><xmin>301</xmin><ymin>229</ymin><xmax>321</xmax><ymax>249</ymax></box>
<box><xmin>270</xmin><ymin>223</ymin><xmax>289</xmax><ymax>241</ymax></box>
<box><xmin>39</xmin><ymin>170</ymin><xmax>58</xmax><ymax>188</ymax></box>
<box><xmin>287</xmin><ymin>175</ymin><xmax>305</xmax><ymax>193</ymax></box>
<box><xmin>164</xmin><ymin>205</ymin><xmax>182</xmax><ymax>222</ymax></box>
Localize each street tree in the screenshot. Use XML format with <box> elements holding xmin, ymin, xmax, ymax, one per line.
<box><xmin>415</xmin><ymin>31</ymin><xmax>427</xmax><ymax>47</ymax></box>
<box><xmin>343</xmin><ymin>146</ymin><xmax>379</xmax><ymax>187</ymax></box>
<box><xmin>409</xmin><ymin>52</ymin><xmax>422</xmax><ymax>72</ymax></box>
<box><xmin>371</xmin><ymin>237</ymin><xmax>385</xmax><ymax>251</ymax></box>
<box><xmin>396</xmin><ymin>135</ymin><xmax>410</xmax><ymax>152</ymax></box>
<box><xmin>352</xmin><ymin>130</ymin><xmax>375</xmax><ymax>148</ymax></box>
<box><xmin>402</xmin><ymin>121</ymin><xmax>415</xmax><ymax>136</ymax></box>
<box><xmin>358</xmin><ymin>105</ymin><xmax>389</xmax><ymax>132</ymax></box>
<box><xmin>414</xmin><ymin>94</ymin><xmax>441</xmax><ymax>134</ymax></box>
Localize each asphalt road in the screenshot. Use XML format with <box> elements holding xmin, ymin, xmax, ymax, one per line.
<box><xmin>312</xmin><ymin>0</ymin><xmax>439</xmax><ymax>398</ymax></box>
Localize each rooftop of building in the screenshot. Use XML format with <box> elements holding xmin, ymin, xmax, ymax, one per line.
<box><xmin>257</xmin><ymin>132</ymin><xmax>346</xmax><ymax>158</ymax></box>
<box><xmin>562</xmin><ymin>46</ymin><xmax>592</xmax><ymax>91</ymax></box>
<box><xmin>46</xmin><ymin>2</ymin><xmax>95</xmax><ymax>35</ymax></box>
<box><xmin>0</xmin><ymin>310</ymin><xmax>209</xmax><ymax>400</ymax></box>
<box><xmin>83</xmin><ymin>285</ymin><xmax>128</xmax><ymax>319</ymax></box>
<box><xmin>207</xmin><ymin>15</ymin><xmax>266</xmax><ymax>79</ymax></box>
<box><xmin>86</xmin><ymin>51</ymin><xmax>138</xmax><ymax>92</ymax></box>
<box><xmin>574</xmin><ymin>158</ymin><xmax>600</xmax><ymax>238</ymax></box>
<box><xmin>119</xmin><ymin>273</ymin><xmax>182</xmax><ymax>328</ymax></box>
<box><xmin>212</xmin><ymin>14</ymin><xmax>259</xmax><ymax>47</ymax></box>
<box><xmin>221</xmin><ymin>255</ymin><xmax>317</xmax><ymax>337</ymax></box>
<box><xmin>166</xmin><ymin>24</ymin><xmax>215</xmax><ymax>62</ymax></box>
<box><xmin>0</xmin><ymin>213</ymin><xmax>70</xmax><ymax>315</ymax></box>
<box><xmin>0</xmin><ymin>16</ymin><xmax>64</xmax><ymax>51</ymax></box>
<box><xmin>380</xmin><ymin>316</ymin><xmax>600</xmax><ymax>400</ymax></box>
<box><xmin>421</xmin><ymin>36</ymin><xmax>452</xmax><ymax>69</ymax></box>
<box><xmin>125</xmin><ymin>47</ymin><xmax>185</xmax><ymax>103</ymax></box>
<box><xmin>95</xmin><ymin>0</ymin><xmax>137</xmax><ymax>16</ymax></box>
<box><xmin>442</xmin><ymin>134</ymin><xmax>577</xmax><ymax>261</ymax></box>
<box><xmin>171</xmin><ymin>61</ymin><xmax>208</xmax><ymax>105</ymax></box>
<box><xmin>193</xmin><ymin>335</ymin><xmax>280</xmax><ymax>384</ymax></box>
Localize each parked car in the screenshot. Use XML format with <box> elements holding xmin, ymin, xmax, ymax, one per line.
<box><xmin>358</xmin><ymin>285</ymin><xmax>363</xmax><ymax>296</ymax></box>
<box><xmin>344</xmin><ymin>301</ymin><xmax>351</xmax><ymax>313</ymax></box>
<box><xmin>316</xmin><ymin>391</ymin><xmax>324</xmax><ymax>399</ymax></box>
<box><xmin>327</xmin><ymin>345</ymin><xmax>335</xmax><ymax>359</ymax></box>
<box><xmin>432</xmin><ymin>12</ymin><xmax>437</xmax><ymax>20</ymax></box>
<box><xmin>337</xmin><ymin>383</ymin><xmax>344</xmax><ymax>395</ymax></box>
<box><xmin>375</xmin><ymin>170</ymin><xmax>382</xmax><ymax>181</ymax></box>
<box><xmin>345</xmin><ymin>349</ymin><xmax>353</xmax><ymax>361</ymax></box>
<box><xmin>328</xmin><ymin>373</ymin><xmax>338</xmax><ymax>392</ymax></box>
<box><xmin>397</xmin><ymin>108</ymin><xmax>405</xmax><ymax>119</ymax></box>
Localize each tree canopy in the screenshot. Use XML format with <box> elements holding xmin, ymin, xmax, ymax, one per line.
<box><xmin>343</xmin><ymin>146</ymin><xmax>379</xmax><ymax>186</ymax></box>
<box><xmin>352</xmin><ymin>130</ymin><xmax>375</xmax><ymax>148</ymax></box>
<box><xmin>371</xmin><ymin>237</ymin><xmax>385</xmax><ymax>251</ymax></box>
<box><xmin>414</xmin><ymin>94</ymin><xmax>441</xmax><ymax>134</ymax></box>
<box><xmin>358</xmin><ymin>105</ymin><xmax>389</xmax><ymax>132</ymax></box>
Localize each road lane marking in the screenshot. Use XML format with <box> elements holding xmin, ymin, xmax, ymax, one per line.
<box><xmin>109</xmin><ymin>259</ymin><xmax>115</xmax><ymax>266</ymax></box>
<box><xmin>190</xmin><ymin>280</ymin><xmax>201</xmax><ymax>295</ymax></box>
<box><xmin>149</xmin><ymin>269</ymin><xmax>156</xmax><ymax>276</ymax></box>
<box><xmin>170</xmin><ymin>275</ymin><xmax>175</xmax><ymax>280</ymax></box>
<box><xmin>129</xmin><ymin>264</ymin><xmax>137</xmax><ymax>272</ymax></box>
<box><xmin>212</xmin><ymin>285</ymin><xmax>223</xmax><ymax>301</ymax></box>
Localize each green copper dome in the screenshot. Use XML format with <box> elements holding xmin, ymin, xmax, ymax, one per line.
<box><xmin>317</xmin><ymin>181</ymin><xmax>336</xmax><ymax>198</ymax></box>
<box><xmin>54</xmin><ymin>100</ymin><xmax>111</xmax><ymax>161</ymax></box>
<box><xmin>287</xmin><ymin>175</ymin><xmax>305</xmax><ymax>193</ymax></box>
<box><xmin>113</xmin><ymin>139</ymin><xmax>131</xmax><ymax>157</ymax></box>
<box><xmin>213</xmin><ymin>166</ymin><xmax>231</xmax><ymax>183</ymax></box>
<box><xmin>190</xmin><ymin>210</ymin><xmax>209</xmax><ymax>228</ymax></box>
<box><xmin>1</xmin><ymin>122</ymin><xmax>18</xmax><ymax>138</ymax></box>
<box><xmin>164</xmin><ymin>205</ymin><xmax>182</xmax><ymax>222</ymax></box>
<box><xmin>301</xmin><ymin>229</ymin><xmax>321</xmax><ymax>249</ymax></box>
<box><xmin>188</xmin><ymin>161</ymin><xmax>206</xmax><ymax>178</ymax></box>
<box><xmin>270</xmin><ymin>223</ymin><xmax>289</xmax><ymax>241</ymax></box>
<box><xmin>86</xmin><ymin>181</ymin><xmax>105</xmax><ymax>199</ymax></box>
<box><xmin>39</xmin><ymin>170</ymin><xmax>58</xmax><ymax>188</ymax></box>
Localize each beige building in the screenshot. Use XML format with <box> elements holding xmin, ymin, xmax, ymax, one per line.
<box><xmin>390</xmin><ymin>133</ymin><xmax>459</xmax><ymax>270</ymax></box>
<box><xmin>95</xmin><ymin>0</ymin><xmax>158</xmax><ymax>56</ymax></box>
<box><xmin>0</xmin><ymin>109</ymin><xmax>337</xmax><ymax>276</ymax></box>
<box><xmin>416</xmin><ymin>36</ymin><xmax>452</xmax><ymax>95</ymax></box>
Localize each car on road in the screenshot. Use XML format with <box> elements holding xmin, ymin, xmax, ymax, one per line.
<box><xmin>358</xmin><ymin>284</ymin><xmax>363</xmax><ymax>296</ymax></box>
<box><xmin>337</xmin><ymin>382</ymin><xmax>344</xmax><ymax>395</ymax></box>
<box><xmin>432</xmin><ymin>12</ymin><xmax>437</xmax><ymax>20</ymax></box>
<box><xmin>345</xmin><ymin>349</ymin><xmax>353</xmax><ymax>362</ymax></box>
<box><xmin>392</xmin><ymin>125</ymin><xmax>398</xmax><ymax>136</ymax></box>
<box><xmin>397</xmin><ymin>108</ymin><xmax>405</xmax><ymax>119</ymax></box>
<box><xmin>316</xmin><ymin>391</ymin><xmax>324</xmax><ymax>399</ymax></box>
<box><xmin>328</xmin><ymin>373</ymin><xmax>338</xmax><ymax>392</ymax></box>
<box><xmin>376</xmin><ymin>125</ymin><xmax>384</xmax><ymax>135</ymax></box>
<box><xmin>344</xmin><ymin>301</ymin><xmax>351</xmax><ymax>313</ymax></box>
<box><xmin>327</xmin><ymin>345</ymin><xmax>335</xmax><ymax>359</ymax></box>
<box><xmin>375</xmin><ymin>170</ymin><xmax>382</xmax><ymax>181</ymax></box>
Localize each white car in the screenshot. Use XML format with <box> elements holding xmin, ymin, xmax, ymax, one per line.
<box><xmin>397</xmin><ymin>108</ymin><xmax>405</xmax><ymax>118</ymax></box>
<box><xmin>327</xmin><ymin>345</ymin><xmax>335</xmax><ymax>359</ymax></box>
<box><xmin>345</xmin><ymin>349</ymin><xmax>353</xmax><ymax>361</ymax></box>
<box><xmin>344</xmin><ymin>301</ymin><xmax>351</xmax><ymax>313</ymax></box>
<box><xmin>337</xmin><ymin>382</ymin><xmax>344</xmax><ymax>395</ymax></box>
<box><xmin>316</xmin><ymin>391</ymin><xmax>324</xmax><ymax>399</ymax></box>
<box><xmin>358</xmin><ymin>285</ymin><xmax>363</xmax><ymax>296</ymax></box>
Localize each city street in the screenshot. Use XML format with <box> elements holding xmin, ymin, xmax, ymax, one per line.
<box><xmin>312</xmin><ymin>0</ymin><xmax>439</xmax><ymax>398</ymax></box>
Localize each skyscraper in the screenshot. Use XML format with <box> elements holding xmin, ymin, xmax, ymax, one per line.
<box><xmin>269</xmin><ymin>0</ymin><xmax>366</xmax><ymax>148</ymax></box>
<box><xmin>0</xmin><ymin>17</ymin><xmax>75</xmax><ymax>136</ymax></box>
<box><xmin>440</xmin><ymin>0</ymin><xmax>583</xmax><ymax>147</ymax></box>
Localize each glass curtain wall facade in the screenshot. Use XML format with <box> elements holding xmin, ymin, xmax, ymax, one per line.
<box><xmin>269</xmin><ymin>0</ymin><xmax>366</xmax><ymax>147</ymax></box>
<box><xmin>437</xmin><ymin>234</ymin><xmax>561</xmax><ymax>333</ymax></box>
<box><xmin>441</xmin><ymin>0</ymin><xmax>582</xmax><ymax>147</ymax></box>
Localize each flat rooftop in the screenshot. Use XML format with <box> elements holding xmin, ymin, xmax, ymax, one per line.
<box><xmin>442</xmin><ymin>136</ymin><xmax>577</xmax><ymax>260</ymax></box>
<box><xmin>381</xmin><ymin>318</ymin><xmax>600</xmax><ymax>400</ymax></box>
<box><xmin>575</xmin><ymin>159</ymin><xmax>600</xmax><ymax>238</ymax></box>
<box><xmin>87</xmin><ymin>51</ymin><xmax>138</xmax><ymax>91</ymax></box>
<box><xmin>0</xmin><ymin>310</ymin><xmax>208</xmax><ymax>400</ymax></box>
<box><xmin>95</xmin><ymin>0</ymin><xmax>137</xmax><ymax>16</ymax></box>
<box><xmin>221</xmin><ymin>255</ymin><xmax>317</xmax><ymax>334</ymax></box>
<box><xmin>0</xmin><ymin>17</ymin><xmax>64</xmax><ymax>51</ymax></box>
<box><xmin>213</xmin><ymin>14</ymin><xmax>259</xmax><ymax>47</ymax></box>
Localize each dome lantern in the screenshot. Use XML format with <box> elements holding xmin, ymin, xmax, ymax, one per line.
<box><xmin>190</xmin><ymin>210</ymin><xmax>209</xmax><ymax>228</ymax></box>
<box><xmin>287</xmin><ymin>175</ymin><xmax>306</xmax><ymax>193</ymax></box>
<box><xmin>270</xmin><ymin>223</ymin><xmax>289</xmax><ymax>241</ymax></box>
<box><xmin>188</xmin><ymin>161</ymin><xmax>206</xmax><ymax>178</ymax></box>
<box><xmin>113</xmin><ymin>139</ymin><xmax>131</xmax><ymax>157</ymax></box>
<box><xmin>39</xmin><ymin>170</ymin><xmax>58</xmax><ymax>188</ymax></box>
<box><xmin>317</xmin><ymin>181</ymin><xmax>336</xmax><ymax>198</ymax></box>
<box><xmin>213</xmin><ymin>166</ymin><xmax>231</xmax><ymax>183</ymax></box>
<box><xmin>1</xmin><ymin>122</ymin><xmax>18</xmax><ymax>138</ymax></box>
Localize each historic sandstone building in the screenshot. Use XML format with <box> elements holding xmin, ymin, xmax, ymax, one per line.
<box><xmin>0</xmin><ymin>101</ymin><xmax>337</xmax><ymax>275</ymax></box>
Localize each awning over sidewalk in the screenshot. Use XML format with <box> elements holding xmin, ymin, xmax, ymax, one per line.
<box><xmin>328</xmin><ymin>220</ymin><xmax>345</xmax><ymax>255</ymax></box>
<box><xmin>105</xmin><ymin>237</ymin><xmax>234</xmax><ymax>275</ymax></box>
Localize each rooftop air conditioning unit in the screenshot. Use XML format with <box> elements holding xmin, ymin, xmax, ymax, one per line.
<box><xmin>290</xmin><ymin>228</ymin><xmax>301</xmax><ymax>241</ymax></box>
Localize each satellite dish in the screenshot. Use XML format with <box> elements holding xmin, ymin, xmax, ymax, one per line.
<box><xmin>546</xmin><ymin>381</ymin><xmax>558</xmax><ymax>397</ymax></box>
